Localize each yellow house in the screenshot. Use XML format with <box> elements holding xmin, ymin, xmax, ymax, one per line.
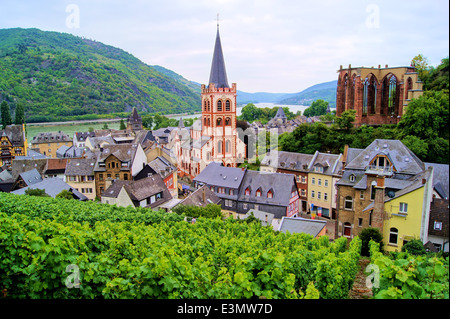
<box><xmin>0</xmin><ymin>124</ymin><xmax>27</xmax><ymax>168</ymax></box>
<box><xmin>307</xmin><ymin>151</ymin><xmax>343</xmax><ymax>219</ymax></box>
<box><xmin>363</xmin><ymin>167</ymin><xmax>434</xmax><ymax>252</ymax></box>
<box><xmin>30</xmin><ymin>131</ymin><xmax>72</xmax><ymax>158</ymax></box>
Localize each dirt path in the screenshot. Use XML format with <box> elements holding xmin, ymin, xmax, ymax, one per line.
<box><xmin>348</xmin><ymin>258</ymin><xmax>373</xmax><ymax>299</ymax></box>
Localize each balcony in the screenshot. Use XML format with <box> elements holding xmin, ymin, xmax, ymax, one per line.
<box><xmin>365</xmin><ymin>165</ymin><xmax>394</xmax><ymax>177</ymax></box>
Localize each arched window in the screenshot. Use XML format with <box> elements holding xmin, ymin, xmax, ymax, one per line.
<box><xmin>225</xmin><ymin>99</ymin><xmax>231</xmax><ymax>111</ymax></box>
<box><xmin>203</xmin><ymin>100</ymin><xmax>207</xmax><ymax>111</ymax></box>
<box><xmin>218</xmin><ymin>140</ymin><xmax>223</xmax><ymax>154</ymax></box>
<box><xmin>207</xmin><ymin>118</ymin><xmax>210</xmax><ymax>126</ymax></box>
<box><xmin>267</xmin><ymin>189</ymin><xmax>273</xmax><ymax>198</ymax></box>
<box><xmin>363</xmin><ymin>78</ymin><xmax>369</xmax><ymax>115</ymax></box>
<box><xmin>388</xmin><ymin>75</ymin><xmax>397</xmax><ymax>114</ymax></box>
<box><xmin>343</xmin><ymin>222</ymin><xmax>352</xmax><ymax>237</ymax></box>
<box><xmin>207</xmin><ymin>100</ymin><xmax>211</xmax><ymax>111</ymax></box>
<box><xmin>343</xmin><ymin>74</ymin><xmax>348</xmax><ymax>109</ymax></box>
<box><xmin>256</xmin><ymin>188</ymin><xmax>262</xmax><ymax>197</ymax></box>
<box><xmin>225</xmin><ymin>140</ymin><xmax>231</xmax><ymax>153</ymax></box>
<box><xmin>225</xmin><ymin>117</ymin><xmax>231</xmax><ymax>126</ymax></box>
<box><xmin>371</xmin><ymin>180</ymin><xmax>377</xmax><ymax>200</ymax></box>
<box><xmin>216</xmin><ymin>117</ymin><xmax>223</xmax><ymax>126</ymax></box>
<box><xmin>217</xmin><ymin>100</ymin><xmax>222</xmax><ymax>112</ymax></box>
<box><xmin>381</xmin><ymin>74</ymin><xmax>397</xmax><ymax>115</ymax></box>
<box><xmin>349</xmin><ymin>75</ymin><xmax>356</xmax><ymax>109</ymax></box>
<box><xmin>344</xmin><ymin>196</ymin><xmax>353</xmax><ymax>210</ymax></box>
<box><xmin>206</xmin><ymin>152</ymin><xmax>211</xmax><ymax>161</ymax></box>
<box><xmin>389</xmin><ymin>227</ymin><xmax>398</xmax><ymax>245</ymax></box>
<box><xmin>370</xmin><ymin>76</ymin><xmax>377</xmax><ymax>114</ymax></box>
<box><xmin>204</xmin><ymin>117</ymin><xmax>207</xmax><ymax>126</ymax></box>
<box><xmin>245</xmin><ymin>187</ymin><xmax>250</xmax><ymax>196</ymax></box>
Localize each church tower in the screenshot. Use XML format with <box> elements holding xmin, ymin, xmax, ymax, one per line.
<box><xmin>201</xmin><ymin>23</ymin><xmax>240</xmax><ymax>167</ymax></box>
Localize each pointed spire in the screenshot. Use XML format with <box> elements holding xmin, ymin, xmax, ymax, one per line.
<box><xmin>178</xmin><ymin>117</ymin><xmax>185</xmax><ymax>129</ymax></box>
<box><xmin>208</xmin><ymin>22</ymin><xmax>229</xmax><ymax>89</ymax></box>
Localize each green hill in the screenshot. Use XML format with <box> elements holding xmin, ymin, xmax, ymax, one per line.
<box><xmin>0</xmin><ymin>28</ymin><xmax>201</xmax><ymax>122</ymax></box>
<box><xmin>278</xmin><ymin>80</ymin><xmax>337</xmax><ymax>108</ymax></box>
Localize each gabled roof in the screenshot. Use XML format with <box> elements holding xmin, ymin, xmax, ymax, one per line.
<box><xmin>65</xmin><ymin>158</ymin><xmax>96</xmax><ymax>176</ymax></box>
<box><xmin>261</xmin><ymin>150</ymin><xmax>314</xmax><ymax>172</ymax></box>
<box><xmin>19</xmin><ymin>168</ymin><xmax>43</xmax><ymax>186</ymax></box>
<box><xmin>193</xmin><ymin>162</ymin><xmax>246</xmax><ymax>189</ymax></box>
<box><xmin>0</xmin><ymin>124</ymin><xmax>25</xmax><ymax>146</ymax></box>
<box><xmin>11</xmin><ymin>177</ymin><xmax>87</xmax><ymax>200</ymax></box>
<box><xmin>278</xmin><ymin>217</ymin><xmax>327</xmax><ymax>237</ymax></box>
<box><xmin>345</xmin><ymin>139</ymin><xmax>424</xmax><ymax>175</ymax></box>
<box><xmin>178</xmin><ymin>185</ymin><xmax>221</xmax><ymax>207</ymax></box>
<box><xmin>208</xmin><ymin>27</ymin><xmax>229</xmax><ymax>88</ymax></box>
<box><xmin>425</xmin><ymin>162</ymin><xmax>449</xmax><ymax>199</ymax></box>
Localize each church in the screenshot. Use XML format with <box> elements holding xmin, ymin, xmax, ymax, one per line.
<box><xmin>170</xmin><ymin>23</ymin><xmax>246</xmax><ymax>180</ymax></box>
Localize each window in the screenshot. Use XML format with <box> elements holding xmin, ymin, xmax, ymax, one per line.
<box><xmin>324</xmin><ymin>193</ymin><xmax>328</xmax><ymax>201</ymax></box>
<box><xmin>124</xmin><ymin>173</ymin><xmax>128</xmax><ymax>180</ymax></box>
<box><xmin>301</xmin><ymin>189</ymin><xmax>306</xmax><ymax>196</ymax></box>
<box><xmin>343</xmin><ymin>222</ymin><xmax>352</xmax><ymax>237</ymax></box>
<box><xmin>243</xmin><ymin>203</ymin><xmax>248</xmax><ymax>209</ymax></box>
<box><xmin>245</xmin><ymin>188</ymin><xmax>250</xmax><ymax>196</ymax></box>
<box><xmin>99</xmin><ymin>174</ymin><xmax>103</xmax><ymax>181</ymax></box>
<box><xmin>318</xmin><ymin>179</ymin><xmax>322</xmax><ymax>186</ymax></box>
<box><xmin>229</xmin><ymin>189</ymin><xmax>234</xmax><ymax>195</ymax></box>
<box><xmin>267</xmin><ymin>190</ymin><xmax>273</xmax><ymax>198</ymax></box>
<box><xmin>69</xmin><ymin>176</ymin><xmax>76</xmax><ymax>182</ymax></box>
<box><xmin>301</xmin><ymin>176</ymin><xmax>306</xmax><ymax>184</ymax></box>
<box><xmin>360</xmin><ymin>190</ymin><xmax>365</xmax><ymax>200</ymax></box>
<box><xmin>311</xmin><ymin>190</ymin><xmax>315</xmax><ymax>198</ymax></box>
<box><xmin>318</xmin><ymin>192</ymin><xmax>321</xmax><ymax>200</ymax></box>
<box><xmin>296</xmin><ymin>175</ymin><xmax>300</xmax><ymax>182</ymax></box>
<box><xmin>311</xmin><ymin>177</ymin><xmax>315</xmax><ymax>185</ymax></box>
<box><xmin>210</xmin><ymin>186</ymin><xmax>214</xmax><ymax>192</ymax></box>
<box><xmin>399</xmin><ymin>202</ymin><xmax>408</xmax><ymax>214</ymax></box>
<box><xmin>344</xmin><ymin>196</ymin><xmax>353</xmax><ymax>210</ymax></box>
<box><xmin>225</xmin><ymin>140</ymin><xmax>231</xmax><ymax>153</ymax></box>
<box><xmin>217</xmin><ymin>100</ymin><xmax>222</xmax><ymax>111</ymax></box>
<box><xmin>369</xmin><ymin>210</ymin><xmax>373</xmax><ymax>226</ymax></box>
<box><xmin>218</xmin><ymin>141</ymin><xmax>223</xmax><ymax>154</ymax></box>
<box><xmin>225</xmin><ymin>117</ymin><xmax>231</xmax><ymax>126</ymax></box>
<box><xmin>225</xmin><ymin>99</ymin><xmax>231</xmax><ymax>111</ymax></box>
<box><xmin>218</xmin><ymin>187</ymin><xmax>225</xmax><ymax>194</ymax></box>
<box><xmin>434</xmin><ymin>221</ymin><xmax>443</xmax><ymax>230</ymax></box>
<box><xmin>115</xmin><ymin>174</ymin><xmax>120</xmax><ymax>180</ymax></box>
<box><xmin>358</xmin><ymin>218</ymin><xmax>363</xmax><ymax>227</ymax></box>
<box><xmin>349</xmin><ymin>174</ymin><xmax>356</xmax><ymax>182</ymax></box>
<box><xmin>217</xmin><ymin>118</ymin><xmax>223</xmax><ymax>126</ymax></box>
<box><xmin>389</xmin><ymin>227</ymin><xmax>398</xmax><ymax>245</ymax></box>
<box><xmin>324</xmin><ymin>180</ymin><xmax>328</xmax><ymax>187</ymax></box>
<box><xmin>371</xmin><ymin>181</ymin><xmax>377</xmax><ymax>200</ymax></box>
<box><xmin>256</xmin><ymin>188</ymin><xmax>262</xmax><ymax>197</ymax></box>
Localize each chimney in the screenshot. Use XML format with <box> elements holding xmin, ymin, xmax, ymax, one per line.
<box><xmin>372</xmin><ymin>176</ymin><xmax>386</xmax><ymax>233</ymax></box>
<box><xmin>202</xmin><ymin>188</ymin><xmax>206</xmax><ymax>203</ymax></box>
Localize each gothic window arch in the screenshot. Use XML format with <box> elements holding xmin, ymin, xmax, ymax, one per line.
<box><xmin>216</xmin><ymin>117</ymin><xmax>223</xmax><ymax>126</ymax></box>
<box><xmin>225</xmin><ymin>99</ymin><xmax>231</xmax><ymax>111</ymax></box>
<box><xmin>203</xmin><ymin>100</ymin><xmax>207</xmax><ymax>111</ymax></box>
<box><xmin>225</xmin><ymin>139</ymin><xmax>231</xmax><ymax>153</ymax></box>
<box><xmin>217</xmin><ymin>100</ymin><xmax>222</xmax><ymax>112</ymax></box>
<box><xmin>225</xmin><ymin>117</ymin><xmax>231</xmax><ymax>126</ymax></box>
<box><xmin>363</xmin><ymin>74</ymin><xmax>377</xmax><ymax>115</ymax></box>
<box><xmin>381</xmin><ymin>73</ymin><xmax>398</xmax><ymax>115</ymax></box>
<box><xmin>218</xmin><ymin>140</ymin><xmax>223</xmax><ymax>154</ymax></box>
<box><xmin>207</xmin><ymin>118</ymin><xmax>210</xmax><ymax>126</ymax></box>
<box><xmin>207</xmin><ymin>100</ymin><xmax>211</xmax><ymax>112</ymax></box>
<box><xmin>349</xmin><ymin>74</ymin><xmax>356</xmax><ymax>109</ymax></box>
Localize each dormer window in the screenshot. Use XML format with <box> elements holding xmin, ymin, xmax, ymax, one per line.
<box><xmin>256</xmin><ymin>188</ymin><xmax>262</xmax><ymax>197</ymax></box>
<box><xmin>349</xmin><ymin>174</ymin><xmax>356</xmax><ymax>182</ymax></box>
<box><xmin>245</xmin><ymin>187</ymin><xmax>250</xmax><ymax>196</ymax></box>
<box><xmin>267</xmin><ymin>190</ymin><xmax>273</xmax><ymax>199</ymax></box>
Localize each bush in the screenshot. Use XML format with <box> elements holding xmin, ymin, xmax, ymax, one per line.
<box><xmin>401</xmin><ymin>239</ymin><xmax>426</xmax><ymax>255</ymax></box>
<box><xmin>359</xmin><ymin>227</ymin><xmax>383</xmax><ymax>257</ymax></box>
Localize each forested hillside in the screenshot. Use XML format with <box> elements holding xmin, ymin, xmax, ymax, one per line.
<box><xmin>0</xmin><ymin>28</ymin><xmax>201</xmax><ymax>122</ymax></box>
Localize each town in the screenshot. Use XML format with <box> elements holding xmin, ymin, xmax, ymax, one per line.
<box><xmin>1</xmin><ymin>24</ymin><xmax>448</xmax><ymax>259</ymax></box>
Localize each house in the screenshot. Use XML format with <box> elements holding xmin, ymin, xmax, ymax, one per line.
<box><xmin>0</xmin><ymin>124</ymin><xmax>27</xmax><ymax>169</ymax></box>
<box><xmin>427</xmin><ymin>198</ymin><xmax>449</xmax><ymax>252</ymax></box>
<box><xmin>193</xmin><ymin>161</ymin><xmax>246</xmax><ymax>213</ymax></box>
<box><xmin>174</xmin><ymin>184</ymin><xmax>221</xmax><ymax>209</ymax></box>
<box><xmin>307</xmin><ymin>151</ymin><xmax>343</xmax><ymax>219</ymax></box>
<box><xmin>73</xmin><ymin>131</ymin><xmax>96</xmax><ymax>148</ymax></box>
<box><xmin>64</xmin><ymin>158</ymin><xmax>97</xmax><ymax>200</ymax></box>
<box><xmin>12</xmin><ymin>168</ymin><xmax>43</xmax><ymax>191</ymax></box>
<box><xmin>43</xmin><ymin>158</ymin><xmax>68</xmax><ymax>179</ymax></box>
<box><xmin>278</xmin><ymin>217</ymin><xmax>327</xmax><ymax>238</ymax></box>
<box><xmin>93</xmin><ymin>143</ymin><xmax>147</xmax><ymax>198</ymax></box>
<box><xmin>101</xmin><ymin>175</ymin><xmax>171</xmax><ymax>209</ymax></box>
<box><xmin>237</xmin><ymin>170</ymin><xmax>300</xmax><ymax>220</ymax></box>
<box><xmin>336</xmin><ymin>139</ymin><xmax>435</xmax><ymax>252</ymax></box>
<box><xmin>30</xmin><ymin>131</ymin><xmax>73</xmax><ymax>158</ymax></box>
<box><xmin>11</xmin><ymin>177</ymin><xmax>87</xmax><ymax>200</ymax></box>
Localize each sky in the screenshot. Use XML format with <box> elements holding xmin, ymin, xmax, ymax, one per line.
<box><xmin>0</xmin><ymin>0</ymin><xmax>448</xmax><ymax>93</ymax></box>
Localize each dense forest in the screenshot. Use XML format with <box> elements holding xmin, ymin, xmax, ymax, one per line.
<box><xmin>0</xmin><ymin>28</ymin><xmax>201</xmax><ymax>123</ymax></box>
<box><xmin>279</xmin><ymin>57</ymin><xmax>449</xmax><ymax>164</ymax></box>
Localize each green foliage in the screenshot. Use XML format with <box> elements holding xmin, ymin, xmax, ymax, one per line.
<box><xmin>359</xmin><ymin>228</ymin><xmax>383</xmax><ymax>257</ymax></box>
<box><xmin>24</xmin><ymin>188</ymin><xmax>50</xmax><ymax>197</ymax></box>
<box><xmin>0</xmin><ymin>192</ymin><xmax>362</xmax><ymax>299</ymax></box>
<box><xmin>1</xmin><ymin>101</ymin><xmax>12</xmax><ymax>129</ymax></box>
<box><xmin>14</xmin><ymin>103</ymin><xmax>25</xmax><ymax>125</ymax></box>
<box><xmin>303</xmin><ymin>99</ymin><xmax>329</xmax><ymax>117</ymax></box>
<box><xmin>172</xmin><ymin>204</ymin><xmax>223</xmax><ymax>219</ymax></box>
<box><xmin>369</xmin><ymin>240</ymin><xmax>449</xmax><ymax>299</ymax></box>
<box><xmin>238</xmin><ymin>103</ymin><xmax>297</xmax><ymax>124</ymax></box>
<box><xmin>335</xmin><ymin>109</ymin><xmax>355</xmax><ymax>131</ymax></box>
<box><xmin>401</xmin><ymin>239</ymin><xmax>426</xmax><ymax>256</ymax></box>
<box><xmin>119</xmin><ymin>119</ymin><xmax>126</xmax><ymax>130</ymax></box>
<box><xmin>55</xmin><ymin>190</ymin><xmax>74</xmax><ymax>200</ymax></box>
<box><xmin>0</xmin><ymin>28</ymin><xmax>200</xmax><ymax>122</ymax></box>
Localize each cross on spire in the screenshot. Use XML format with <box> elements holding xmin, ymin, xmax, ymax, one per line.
<box><xmin>217</xmin><ymin>13</ymin><xmax>220</xmax><ymax>29</ymax></box>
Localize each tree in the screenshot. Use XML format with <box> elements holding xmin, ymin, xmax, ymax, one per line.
<box><xmin>24</xmin><ymin>188</ymin><xmax>50</xmax><ymax>197</ymax></box>
<box><xmin>14</xmin><ymin>103</ymin><xmax>25</xmax><ymax>125</ymax></box>
<box><xmin>56</xmin><ymin>189</ymin><xmax>74</xmax><ymax>200</ymax></box>
<box><xmin>411</xmin><ymin>54</ymin><xmax>431</xmax><ymax>87</ymax></box>
<box><xmin>359</xmin><ymin>227</ymin><xmax>384</xmax><ymax>257</ymax></box>
<box><xmin>401</xmin><ymin>135</ymin><xmax>429</xmax><ymax>160</ymax></box>
<box><xmin>239</xmin><ymin>103</ymin><xmax>262</xmax><ymax>122</ymax></box>
<box><xmin>102</xmin><ymin>122</ymin><xmax>109</xmax><ymax>130</ymax></box>
<box><xmin>119</xmin><ymin>118</ymin><xmax>126</xmax><ymax>130</ymax></box>
<box><xmin>401</xmin><ymin>239</ymin><xmax>426</xmax><ymax>255</ymax></box>
<box><xmin>1</xmin><ymin>101</ymin><xmax>12</xmax><ymax>129</ymax></box>
<box><xmin>427</xmin><ymin>57</ymin><xmax>449</xmax><ymax>92</ymax></box>
<box><xmin>303</xmin><ymin>99</ymin><xmax>328</xmax><ymax>117</ymax></box>
<box><xmin>335</xmin><ymin>109</ymin><xmax>356</xmax><ymax>131</ymax></box>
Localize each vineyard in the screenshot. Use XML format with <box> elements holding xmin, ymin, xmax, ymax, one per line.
<box><xmin>0</xmin><ymin>193</ymin><xmax>361</xmax><ymax>299</ymax></box>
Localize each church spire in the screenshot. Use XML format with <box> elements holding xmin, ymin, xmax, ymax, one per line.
<box><xmin>208</xmin><ymin>18</ymin><xmax>229</xmax><ymax>89</ymax></box>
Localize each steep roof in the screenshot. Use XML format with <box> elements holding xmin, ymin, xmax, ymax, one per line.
<box><xmin>278</xmin><ymin>217</ymin><xmax>327</xmax><ymax>237</ymax></box>
<box><xmin>425</xmin><ymin>162</ymin><xmax>449</xmax><ymax>199</ymax></box>
<box><xmin>193</xmin><ymin>162</ymin><xmax>246</xmax><ymax>189</ymax></box>
<box><xmin>65</xmin><ymin>158</ymin><xmax>96</xmax><ymax>176</ymax></box>
<box><xmin>208</xmin><ymin>27</ymin><xmax>229</xmax><ymax>88</ymax></box>
<box><xmin>345</xmin><ymin>139</ymin><xmax>424</xmax><ymax>175</ymax></box>
<box><xmin>178</xmin><ymin>185</ymin><xmax>221</xmax><ymax>207</ymax></box>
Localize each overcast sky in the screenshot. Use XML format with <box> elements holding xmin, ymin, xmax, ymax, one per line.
<box><xmin>1</xmin><ymin>0</ymin><xmax>448</xmax><ymax>93</ymax></box>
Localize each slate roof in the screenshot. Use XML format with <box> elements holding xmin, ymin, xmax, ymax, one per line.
<box><xmin>0</xmin><ymin>124</ymin><xmax>25</xmax><ymax>146</ymax></box>
<box><xmin>75</xmin><ymin>131</ymin><xmax>96</xmax><ymax>142</ymax></box>
<box><xmin>11</xmin><ymin>158</ymin><xmax>47</xmax><ymax>179</ymax></box>
<box><xmin>11</xmin><ymin>177</ymin><xmax>87</xmax><ymax>200</ymax></box>
<box><xmin>345</xmin><ymin>139</ymin><xmax>424</xmax><ymax>175</ymax></box>
<box><xmin>264</xmin><ymin>151</ymin><xmax>314</xmax><ymax>172</ymax></box>
<box><xmin>19</xmin><ymin>168</ymin><xmax>43</xmax><ymax>186</ymax></box>
<box><xmin>65</xmin><ymin>158</ymin><xmax>96</xmax><ymax>176</ymax></box>
<box><xmin>94</xmin><ymin>144</ymin><xmax>138</xmax><ymax>171</ymax></box>
<box><xmin>149</xmin><ymin>156</ymin><xmax>176</xmax><ymax>179</ymax></box>
<box><xmin>238</xmin><ymin>170</ymin><xmax>297</xmax><ymax>207</ymax></box>
<box><xmin>208</xmin><ymin>27</ymin><xmax>229</xmax><ymax>88</ymax></box>
<box><xmin>278</xmin><ymin>217</ymin><xmax>327</xmax><ymax>237</ymax></box>
<box><xmin>425</xmin><ymin>162</ymin><xmax>449</xmax><ymax>199</ymax></box>
<box><xmin>178</xmin><ymin>185</ymin><xmax>221</xmax><ymax>207</ymax></box>
<box><xmin>32</xmin><ymin>131</ymin><xmax>71</xmax><ymax>143</ymax></box>
<box><xmin>193</xmin><ymin>162</ymin><xmax>246</xmax><ymax>189</ymax></box>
